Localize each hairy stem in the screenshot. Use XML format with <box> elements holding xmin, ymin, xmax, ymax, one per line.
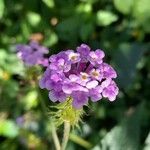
<box><xmin>61</xmin><ymin>121</ymin><xmax>71</xmax><ymax>150</ymax></box>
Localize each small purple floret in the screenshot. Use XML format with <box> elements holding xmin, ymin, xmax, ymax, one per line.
<box><xmin>16</xmin><ymin>41</ymin><xmax>49</xmax><ymax>66</ymax></box>
<box><xmin>39</xmin><ymin>44</ymin><xmax>119</xmax><ymax>109</ymax></box>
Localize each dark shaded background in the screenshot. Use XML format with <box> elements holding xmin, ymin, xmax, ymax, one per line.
<box><xmin>0</xmin><ymin>0</ymin><xmax>150</xmax><ymax>150</ymax></box>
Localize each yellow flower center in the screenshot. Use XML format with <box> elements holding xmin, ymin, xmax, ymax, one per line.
<box><xmin>82</xmin><ymin>75</ymin><xmax>87</xmax><ymax>80</ymax></box>
<box><xmin>71</xmin><ymin>55</ymin><xmax>77</xmax><ymax>61</ymax></box>
<box><xmin>92</xmin><ymin>71</ymin><xmax>99</xmax><ymax>77</ymax></box>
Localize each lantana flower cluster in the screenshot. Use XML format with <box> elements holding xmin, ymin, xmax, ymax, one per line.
<box><xmin>39</xmin><ymin>44</ymin><xmax>119</xmax><ymax>109</ymax></box>
<box><xmin>16</xmin><ymin>41</ymin><xmax>49</xmax><ymax>67</ymax></box>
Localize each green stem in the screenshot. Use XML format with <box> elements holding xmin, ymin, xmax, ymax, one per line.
<box><xmin>61</xmin><ymin>121</ymin><xmax>71</xmax><ymax>150</ymax></box>
<box><xmin>51</xmin><ymin>122</ymin><xmax>61</xmax><ymax>150</ymax></box>
<box><xmin>37</xmin><ymin>87</ymin><xmax>61</xmax><ymax>150</ymax></box>
<box><xmin>69</xmin><ymin>133</ymin><xmax>93</xmax><ymax>149</ymax></box>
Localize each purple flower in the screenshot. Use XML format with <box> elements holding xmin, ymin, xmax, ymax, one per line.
<box><xmin>16</xmin><ymin>116</ymin><xmax>24</xmax><ymax>126</ymax></box>
<box><xmin>62</xmin><ymin>79</ymin><xmax>88</xmax><ymax>95</ymax></box>
<box><xmin>38</xmin><ymin>58</ymin><xmax>49</xmax><ymax>67</ymax></box>
<box><xmin>16</xmin><ymin>41</ymin><xmax>49</xmax><ymax>66</ymax></box>
<box><xmin>49</xmin><ymin>90</ymin><xmax>66</xmax><ymax>102</ymax></box>
<box><xmin>99</xmin><ymin>63</ymin><xmax>117</xmax><ymax>78</ymax></box>
<box><xmin>39</xmin><ymin>68</ymin><xmax>52</xmax><ymax>89</ymax></box>
<box><xmin>66</xmin><ymin>50</ymin><xmax>81</xmax><ymax>63</ymax></box>
<box><xmin>62</xmin><ymin>81</ymin><xmax>81</xmax><ymax>94</ymax></box>
<box><xmin>102</xmin><ymin>81</ymin><xmax>119</xmax><ymax>101</ymax></box>
<box><xmin>77</xmin><ymin>44</ymin><xmax>91</xmax><ymax>62</ymax></box>
<box><xmin>77</xmin><ymin>72</ymin><xmax>90</xmax><ymax>86</ymax></box>
<box><xmin>39</xmin><ymin>44</ymin><xmax>119</xmax><ymax>109</ymax></box>
<box><xmin>72</xmin><ymin>91</ymin><xmax>88</xmax><ymax>109</ymax></box>
<box><xmin>49</xmin><ymin>51</ymin><xmax>71</xmax><ymax>73</ymax></box>
<box><xmin>88</xmin><ymin>49</ymin><xmax>105</xmax><ymax>66</ymax></box>
<box><xmin>90</xmin><ymin>68</ymin><xmax>103</xmax><ymax>81</ymax></box>
<box><xmin>89</xmin><ymin>86</ymin><xmax>103</xmax><ymax>102</ymax></box>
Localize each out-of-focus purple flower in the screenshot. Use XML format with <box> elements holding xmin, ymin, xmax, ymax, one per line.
<box><xmin>38</xmin><ymin>58</ymin><xmax>49</xmax><ymax>67</ymax></box>
<box><xmin>16</xmin><ymin>116</ymin><xmax>24</xmax><ymax>126</ymax></box>
<box><xmin>16</xmin><ymin>41</ymin><xmax>49</xmax><ymax>66</ymax></box>
<box><xmin>39</xmin><ymin>44</ymin><xmax>119</xmax><ymax>109</ymax></box>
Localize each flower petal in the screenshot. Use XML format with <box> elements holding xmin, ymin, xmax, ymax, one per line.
<box><xmin>72</xmin><ymin>91</ymin><xmax>88</xmax><ymax>109</ymax></box>
<box><xmin>86</xmin><ymin>80</ymin><xmax>98</xmax><ymax>89</ymax></box>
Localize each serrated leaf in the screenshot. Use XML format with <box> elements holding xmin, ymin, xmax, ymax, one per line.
<box><xmin>96</xmin><ymin>10</ymin><xmax>118</xmax><ymax>26</ymax></box>
<box><xmin>113</xmin><ymin>0</ymin><xmax>134</xmax><ymax>14</ymax></box>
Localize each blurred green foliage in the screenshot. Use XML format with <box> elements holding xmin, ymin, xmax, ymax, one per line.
<box><xmin>0</xmin><ymin>0</ymin><xmax>150</xmax><ymax>150</ymax></box>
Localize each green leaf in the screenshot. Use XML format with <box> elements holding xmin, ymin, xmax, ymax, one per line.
<box><xmin>0</xmin><ymin>49</ymin><xmax>7</xmax><ymax>66</ymax></box>
<box><xmin>21</xmin><ymin>20</ymin><xmax>31</xmax><ymax>38</ymax></box>
<box><xmin>93</xmin><ymin>104</ymin><xmax>143</xmax><ymax>150</ymax></box>
<box><xmin>133</xmin><ymin>0</ymin><xmax>150</xmax><ymax>32</ymax></box>
<box><xmin>0</xmin><ymin>0</ymin><xmax>5</xmax><ymax>19</ymax></box>
<box><xmin>0</xmin><ymin>49</ymin><xmax>24</xmax><ymax>75</ymax></box>
<box><xmin>80</xmin><ymin>22</ymin><xmax>94</xmax><ymax>41</ymax></box>
<box><xmin>113</xmin><ymin>0</ymin><xmax>134</xmax><ymax>14</ymax></box>
<box><xmin>2</xmin><ymin>80</ymin><xmax>19</xmax><ymax>98</ymax></box>
<box><xmin>76</xmin><ymin>3</ymin><xmax>92</xmax><ymax>13</ymax></box>
<box><xmin>96</xmin><ymin>10</ymin><xmax>118</xmax><ymax>26</ymax></box>
<box><xmin>133</xmin><ymin>0</ymin><xmax>150</xmax><ymax>19</ymax></box>
<box><xmin>113</xmin><ymin>43</ymin><xmax>146</xmax><ymax>88</ymax></box>
<box><xmin>5</xmin><ymin>55</ymin><xmax>25</xmax><ymax>75</ymax></box>
<box><xmin>23</xmin><ymin>90</ymin><xmax>39</xmax><ymax>110</ymax></box>
<box><xmin>0</xmin><ymin>120</ymin><xmax>19</xmax><ymax>138</ymax></box>
<box><xmin>56</xmin><ymin>17</ymin><xmax>79</xmax><ymax>42</ymax></box>
<box><xmin>144</xmin><ymin>132</ymin><xmax>150</xmax><ymax>150</ymax></box>
<box><xmin>42</xmin><ymin>0</ymin><xmax>55</xmax><ymax>8</ymax></box>
<box><xmin>44</xmin><ymin>31</ymin><xmax>58</xmax><ymax>47</ymax></box>
<box><xmin>27</xmin><ymin>11</ymin><xmax>41</xmax><ymax>26</ymax></box>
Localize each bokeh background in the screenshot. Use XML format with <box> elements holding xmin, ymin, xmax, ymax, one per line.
<box><xmin>0</xmin><ymin>0</ymin><xmax>150</xmax><ymax>150</ymax></box>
